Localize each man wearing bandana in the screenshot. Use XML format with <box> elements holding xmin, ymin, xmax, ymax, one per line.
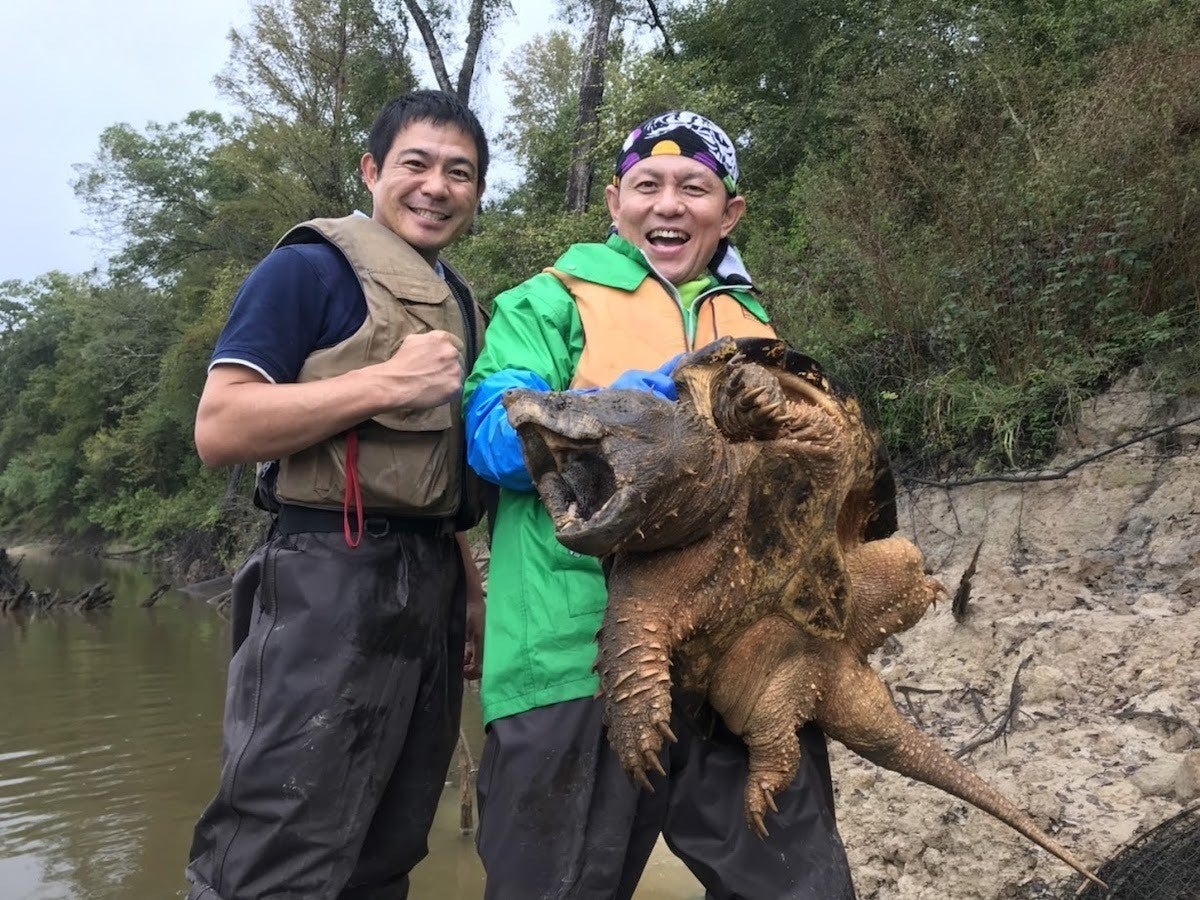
<box><xmin>463</xmin><ymin>111</ymin><xmax>856</xmax><ymax>899</ymax></box>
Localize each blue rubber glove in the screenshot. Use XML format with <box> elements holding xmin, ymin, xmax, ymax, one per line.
<box><xmin>465</xmin><ymin>369</ymin><xmax>550</xmax><ymax>492</ymax></box>
<box><xmin>657</xmin><ymin>352</ymin><xmax>686</xmax><ymax>377</ymax></box>
<box><xmin>609</xmin><ymin>352</ymin><xmax>684</xmax><ymax>401</ymax></box>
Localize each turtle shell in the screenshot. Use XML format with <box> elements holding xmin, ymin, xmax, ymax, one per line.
<box><xmin>670</xmin><ymin>338</ymin><xmax>898</xmax><ymax>639</ymax></box>
<box><xmin>673</xmin><ymin>337</ymin><xmax>897</xmax><ymax>544</ymax></box>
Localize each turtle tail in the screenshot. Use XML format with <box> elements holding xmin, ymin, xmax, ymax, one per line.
<box><xmin>821</xmin><ymin>663</ymin><xmax>1106</xmax><ymax>889</ymax></box>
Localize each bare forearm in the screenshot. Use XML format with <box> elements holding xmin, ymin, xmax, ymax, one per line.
<box><xmin>196</xmin><ymin>330</ymin><xmax>465</xmax><ymax>467</ymax></box>
<box><xmin>195</xmin><ymin>368</ymin><xmax>394</xmax><ymax>466</ymax></box>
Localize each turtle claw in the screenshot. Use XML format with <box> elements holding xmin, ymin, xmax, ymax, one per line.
<box><xmin>604</xmin><ymin>683</ymin><xmax>674</xmax><ymax>786</ymax></box>
<box><xmin>745</xmin><ymin>775</ymin><xmax>785</xmax><ymax>836</ymax></box>
<box><xmin>764</xmin><ymin>789</ymin><xmax>779</xmax><ymax>814</ymax></box>
<box><xmin>633</xmin><ymin>768</ymin><xmax>655</xmax><ymax>792</ymax></box>
<box><xmin>657</xmin><ymin>721</ymin><xmax>678</xmax><ymax>744</ymax></box>
<box><xmin>645</xmin><ymin>750</ymin><xmax>666</xmax><ymax>777</ymax></box>
<box><xmin>750</xmin><ymin>812</ymin><xmax>769</xmax><ymax>840</ymax></box>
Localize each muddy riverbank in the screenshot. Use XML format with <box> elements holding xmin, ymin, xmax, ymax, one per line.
<box><xmin>834</xmin><ymin>372</ymin><xmax>1200</xmax><ymax>898</ymax></box>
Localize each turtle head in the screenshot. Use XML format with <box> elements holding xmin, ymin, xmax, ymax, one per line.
<box><xmin>503</xmin><ymin>387</ymin><xmax>741</xmax><ymax>556</ymax></box>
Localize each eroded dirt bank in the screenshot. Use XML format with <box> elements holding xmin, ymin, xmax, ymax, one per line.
<box><xmin>834</xmin><ymin>374</ymin><xmax>1200</xmax><ymax>898</ymax></box>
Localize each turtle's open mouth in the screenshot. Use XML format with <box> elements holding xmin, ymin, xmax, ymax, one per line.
<box><xmin>518</xmin><ymin>427</ymin><xmax>621</xmax><ymax>525</ymax></box>
<box><xmin>502</xmin><ymin>386</ymin><xmax>741</xmax><ymax>556</ymax></box>
<box><xmin>504</xmin><ymin>390</ymin><xmax>644</xmax><ymax>554</ymax></box>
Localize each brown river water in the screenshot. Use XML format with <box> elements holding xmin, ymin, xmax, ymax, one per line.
<box><xmin>0</xmin><ymin>549</ymin><xmax>701</xmax><ymax>900</ymax></box>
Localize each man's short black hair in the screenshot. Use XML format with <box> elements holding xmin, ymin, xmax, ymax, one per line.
<box><xmin>367</xmin><ymin>90</ymin><xmax>489</xmax><ymax>185</ymax></box>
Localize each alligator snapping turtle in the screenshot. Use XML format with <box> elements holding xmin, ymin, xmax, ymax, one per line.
<box><xmin>503</xmin><ymin>337</ymin><xmax>1103</xmax><ymax>886</ymax></box>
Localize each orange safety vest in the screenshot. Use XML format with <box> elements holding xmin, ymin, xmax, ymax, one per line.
<box><xmin>547</xmin><ymin>268</ymin><xmax>777</xmax><ymax>389</ymax></box>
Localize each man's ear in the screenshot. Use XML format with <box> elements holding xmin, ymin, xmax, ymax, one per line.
<box><xmin>360</xmin><ymin>152</ymin><xmax>379</xmax><ymax>190</ymax></box>
<box><xmin>721</xmin><ymin>194</ymin><xmax>746</xmax><ymax>237</ymax></box>
<box><xmin>604</xmin><ymin>183</ymin><xmax>621</xmax><ymax>223</ymax></box>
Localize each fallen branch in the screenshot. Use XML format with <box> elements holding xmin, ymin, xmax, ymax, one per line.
<box><xmin>1</xmin><ymin>550</ymin><xmax>114</xmax><ymax>614</ymax></box>
<box><xmin>68</xmin><ymin>582</ymin><xmax>114</xmax><ymax>611</ymax></box>
<box><xmin>903</xmin><ymin>413</ymin><xmax>1200</xmax><ymax>490</ymax></box>
<box><xmin>895</xmin><ymin>685</ymin><xmax>943</xmax><ymax>728</ymax></box>
<box><xmin>208</xmin><ymin>588</ymin><xmax>233</xmax><ymax>621</ymax></box>
<box><xmin>952</xmin><ymin>540</ymin><xmax>984</xmax><ymax>622</ymax></box>
<box><xmin>961</xmin><ymin>686</ymin><xmax>989</xmax><ymax>725</ymax></box>
<box><xmin>141</xmin><ymin>583</ymin><xmax>171</xmax><ymax>608</ymax></box>
<box><xmin>894</xmin><ymin>684</ymin><xmax>948</xmax><ymax>696</ymax></box>
<box><xmin>955</xmin><ymin>655</ymin><xmax>1033</xmax><ymax>758</ymax></box>
<box><xmin>102</xmin><ymin>546</ymin><xmax>150</xmax><ymax>559</ymax></box>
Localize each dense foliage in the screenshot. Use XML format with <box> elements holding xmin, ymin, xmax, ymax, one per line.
<box><xmin>1</xmin><ymin>0</ymin><xmax>1196</xmax><ymax>564</ymax></box>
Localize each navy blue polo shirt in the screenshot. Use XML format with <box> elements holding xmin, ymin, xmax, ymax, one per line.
<box><xmin>209</xmin><ymin>242</ymin><xmax>367</xmax><ymax>383</ymax></box>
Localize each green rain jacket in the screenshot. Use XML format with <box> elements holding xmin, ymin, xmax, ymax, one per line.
<box><xmin>463</xmin><ymin>234</ymin><xmax>770</xmax><ymax>724</ymax></box>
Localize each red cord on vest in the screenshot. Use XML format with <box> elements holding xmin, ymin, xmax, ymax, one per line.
<box><xmin>343</xmin><ymin>430</ymin><xmax>364</xmax><ymax>548</ymax></box>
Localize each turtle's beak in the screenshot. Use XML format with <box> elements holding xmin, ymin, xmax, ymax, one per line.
<box><xmin>504</xmin><ymin>389</ymin><xmax>643</xmax><ymax>554</ymax></box>
<box><xmin>503</xmin><ymin>388</ymin><xmax>744</xmax><ymax>556</ymax></box>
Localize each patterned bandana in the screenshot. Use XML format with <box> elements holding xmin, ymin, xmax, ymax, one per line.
<box><xmin>613</xmin><ymin>110</ymin><xmax>740</xmax><ymax>196</ymax></box>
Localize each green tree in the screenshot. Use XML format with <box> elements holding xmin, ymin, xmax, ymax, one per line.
<box><xmin>0</xmin><ymin>275</ymin><xmax>177</xmax><ymax>531</ymax></box>
<box><xmin>219</xmin><ymin>0</ymin><xmax>417</xmax><ymax>211</ymax></box>
<box><xmin>499</xmin><ymin>30</ymin><xmax>583</xmax><ymax>210</ymax></box>
<box><xmin>74</xmin><ymin>112</ymin><xmax>242</xmax><ymax>283</ymax></box>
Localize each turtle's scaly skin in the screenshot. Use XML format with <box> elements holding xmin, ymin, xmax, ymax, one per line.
<box><xmin>504</xmin><ymin>338</ymin><xmax>1103</xmax><ymax>888</ymax></box>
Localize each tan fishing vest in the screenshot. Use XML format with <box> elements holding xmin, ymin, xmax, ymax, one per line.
<box><xmin>273</xmin><ymin>215</ymin><xmax>487</xmax><ymax>521</ymax></box>
<box><xmin>548</xmin><ymin>269</ymin><xmax>777</xmax><ymax>389</ymax></box>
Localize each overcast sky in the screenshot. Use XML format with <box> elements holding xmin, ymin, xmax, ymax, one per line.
<box><xmin>0</xmin><ymin>0</ymin><xmax>556</xmax><ymax>283</ymax></box>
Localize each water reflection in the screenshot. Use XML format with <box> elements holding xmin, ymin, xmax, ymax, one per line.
<box><xmin>0</xmin><ymin>549</ymin><xmax>701</xmax><ymax>899</ymax></box>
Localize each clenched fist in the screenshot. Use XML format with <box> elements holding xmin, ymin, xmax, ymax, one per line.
<box><xmin>380</xmin><ymin>329</ymin><xmax>466</xmax><ymax>410</ymax></box>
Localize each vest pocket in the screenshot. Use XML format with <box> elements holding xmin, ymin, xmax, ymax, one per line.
<box><xmin>358</xmin><ymin>425</ymin><xmax>457</xmax><ymax>514</ymax></box>
<box><xmin>276</xmin><ymin>424</ymin><xmax>459</xmax><ymax>516</ymax></box>
<box><xmin>277</xmin><ymin>443</ymin><xmax>336</xmax><ymax>504</ymax></box>
<box><xmin>367</xmin><ymin>269</ymin><xmax>450</xmax><ymax>307</ymax></box>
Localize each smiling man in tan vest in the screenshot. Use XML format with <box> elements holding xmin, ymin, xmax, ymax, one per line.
<box><xmin>462</xmin><ymin>111</ymin><xmax>856</xmax><ymax>899</ymax></box>
<box><xmin>185</xmin><ymin>90</ymin><xmax>490</xmax><ymax>900</ymax></box>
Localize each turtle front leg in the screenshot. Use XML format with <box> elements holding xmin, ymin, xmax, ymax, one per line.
<box><xmin>598</xmin><ymin>522</ymin><xmax>749</xmax><ymax>789</ymax></box>
<box><xmin>596</xmin><ymin>592</ymin><xmax>679</xmax><ymax>790</ymax></box>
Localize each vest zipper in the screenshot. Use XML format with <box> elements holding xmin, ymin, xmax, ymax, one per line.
<box><xmin>627</xmin><ymin>247</ymin><xmax>759</xmax><ymax>349</ymax></box>
<box><xmin>642</xmin><ymin>265</ymin><xmax>693</xmax><ymax>350</ymax></box>
<box><xmin>648</xmin><ymin>271</ymin><xmax>745</xmax><ymax>350</ymax></box>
